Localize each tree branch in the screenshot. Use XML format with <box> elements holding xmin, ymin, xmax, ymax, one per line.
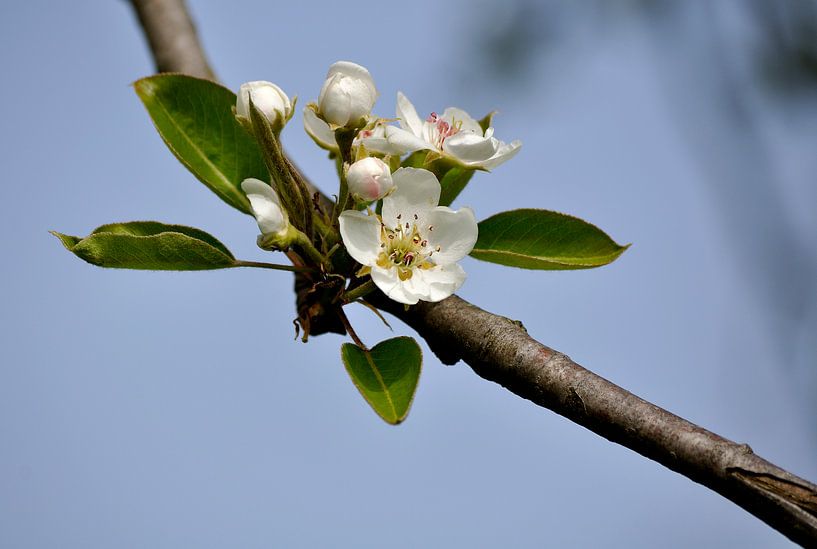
<box><xmin>126</xmin><ymin>1</ymin><xmax>817</xmax><ymax>544</ymax></box>
<box><xmin>129</xmin><ymin>0</ymin><xmax>215</xmax><ymax>79</ymax></box>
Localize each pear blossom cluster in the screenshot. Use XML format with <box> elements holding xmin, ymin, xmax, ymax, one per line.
<box><xmin>235</xmin><ymin>61</ymin><xmax>521</xmax><ymax>305</ymax></box>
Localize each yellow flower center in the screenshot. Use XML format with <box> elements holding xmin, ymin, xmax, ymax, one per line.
<box><xmin>375</xmin><ymin>216</ymin><xmax>438</xmax><ymax>281</ymax></box>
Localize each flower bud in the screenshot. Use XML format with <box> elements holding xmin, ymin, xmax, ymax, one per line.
<box><xmin>346</xmin><ymin>157</ymin><xmax>393</xmax><ymax>202</ymax></box>
<box><xmin>241</xmin><ymin>178</ymin><xmax>289</xmax><ymax>245</ymax></box>
<box><xmin>317</xmin><ymin>61</ymin><xmax>378</xmax><ymax>128</ymax></box>
<box><xmin>236</xmin><ymin>81</ymin><xmax>293</xmax><ymax>132</ymax></box>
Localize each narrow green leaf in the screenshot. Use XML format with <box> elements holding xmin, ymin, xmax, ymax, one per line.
<box><xmin>134</xmin><ymin>74</ymin><xmax>268</xmax><ymax>214</ymax></box>
<box><xmin>341</xmin><ymin>336</ymin><xmax>422</xmax><ymax>425</ymax></box>
<box><xmin>51</xmin><ymin>221</ymin><xmax>236</xmax><ymax>271</ymax></box>
<box><xmin>471</xmin><ymin>209</ymin><xmax>629</xmax><ymax>270</ymax></box>
<box><xmin>478</xmin><ymin>111</ymin><xmax>496</xmax><ymax>134</ymax></box>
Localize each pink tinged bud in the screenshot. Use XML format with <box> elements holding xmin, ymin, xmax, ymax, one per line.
<box><xmin>346</xmin><ymin>157</ymin><xmax>393</xmax><ymax>202</ymax></box>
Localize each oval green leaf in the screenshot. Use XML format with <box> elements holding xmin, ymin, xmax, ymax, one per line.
<box><xmin>51</xmin><ymin>221</ymin><xmax>236</xmax><ymax>271</ymax></box>
<box><xmin>470</xmin><ymin>209</ymin><xmax>629</xmax><ymax>270</ymax></box>
<box><xmin>134</xmin><ymin>74</ymin><xmax>268</xmax><ymax>214</ymax></box>
<box><xmin>340</xmin><ymin>336</ymin><xmax>422</xmax><ymax>425</ymax></box>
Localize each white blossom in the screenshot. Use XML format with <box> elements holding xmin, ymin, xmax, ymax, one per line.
<box><xmin>317</xmin><ymin>61</ymin><xmax>378</xmax><ymax>128</ymax></box>
<box><xmin>346</xmin><ymin>157</ymin><xmax>394</xmax><ymax>202</ymax></box>
<box><xmin>383</xmin><ymin>92</ymin><xmax>521</xmax><ymax>170</ymax></box>
<box><xmin>236</xmin><ymin>81</ymin><xmax>293</xmax><ymax>130</ymax></box>
<box><xmin>241</xmin><ymin>178</ymin><xmax>288</xmax><ymax>238</ymax></box>
<box><xmin>339</xmin><ymin>168</ymin><xmax>478</xmax><ymax>305</ymax></box>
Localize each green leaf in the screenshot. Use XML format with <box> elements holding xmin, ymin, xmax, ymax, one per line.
<box><xmin>51</xmin><ymin>221</ymin><xmax>236</xmax><ymax>271</ymax></box>
<box><xmin>438</xmin><ymin>166</ymin><xmax>475</xmax><ymax>207</ymax></box>
<box><xmin>341</xmin><ymin>336</ymin><xmax>422</xmax><ymax>425</ymax></box>
<box><xmin>400</xmin><ymin>150</ymin><xmax>428</xmax><ymax>169</ymax></box>
<box><xmin>134</xmin><ymin>74</ymin><xmax>268</xmax><ymax>214</ymax></box>
<box><xmin>470</xmin><ymin>209</ymin><xmax>629</xmax><ymax>270</ymax></box>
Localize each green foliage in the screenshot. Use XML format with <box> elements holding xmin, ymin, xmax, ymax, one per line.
<box><xmin>51</xmin><ymin>221</ymin><xmax>236</xmax><ymax>271</ymax></box>
<box><xmin>438</xmin><ymin>167</ymin><xmax>475</xmax><ymax>207</ymax></box>
<box><xmin>134</xmin><ymin>74</ymin><xmax>267</xmax><ymax>214</ymax></box>
<box><xmin>470</xmin><ymin>209</ymin><xmax>628</xmax><ymax>270</ymax></box>
<box><xmin>340</xmin><ymin>337</ymin><xmax>422</xmax><ymax>424</ymax></box>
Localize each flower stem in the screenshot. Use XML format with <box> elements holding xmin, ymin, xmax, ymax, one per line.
<box><xmin>337</xmin><ymin>307</ymin><xmax>367</xmax><ymax>350</ymax></box>
<box><xmin>343</xmin><ymin>279</ymin><xmax>377</xmax><ymax>303</ymax></box>
<box><xmin>233</xmin><ymin>260</ymin><xmax>313</xmax><ymax>273</ymax></box>
<box><xmin>293</xmin><ymin>230</ymin><xmax>327</xmax><ymax>269</ymax></box>
<box><xmin>331</xmin><ymin>128</ymin><xmax>357</xmax><ymax>227</ymax></box>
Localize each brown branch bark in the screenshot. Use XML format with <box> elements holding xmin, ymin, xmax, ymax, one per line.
<box><xmin>129</xmin><ymin>0</ymin><xmax>215</xmax><ymax>79</ymax></box>
<box><xmin>126</xmin><ymin>1</ymin><xmax>817</xmax><ymax>545</ymax></box>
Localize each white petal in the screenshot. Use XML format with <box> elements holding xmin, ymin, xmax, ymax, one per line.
<box><xmin>303</xmin><ymin>108</ymin><xmax>337</xmax><ymax>150</ymax></box>
<box><xmin>424</xmin><ymin>207</ymin><xmax>478</xmax><ymax>264</ymax></box>
<box><xmin>318</xmin><ymin>73</ymin><xmax>352</xmax><ymax>126</ymax></box>
<box><xmin>241</xmin><ymin>178</ymin><xmax>287</xmax><ymax>235</ymax></box>
<box><xmin>237</xmin><ymin>81</ymin><xmax>291</xmax><ymax>126</ymax></box>
<box><xmin>479</xmin><ymin>139</ymin><xmax>522</xmax><ymax>170</ymax></box>
<box><xmin>384</xmin><ymin>126</ymin><xmax>435</xmax><ymax>155</ymax></box>
<box><xmin>327</xmin><ymin>61</ymin><xmax>376</xmax><ymax>96</ymax></box>
<box><xmin>371</xmin><ymin>266</ymin><xmax>421</xmax><ymax>305</ymax></box>
<box><xmin>396</xmin><ymin>91</ymin><xmax>424</xmax><ymax>137</ymax></box>
<box><xmin>356</xmin><ymin>135</ymin><xmax>406</xmax><ymax>155</ymax></box>
<box><xmin>382</xmin><ymin>168</ymin><xmax>440</xmax><ymax>228</ymax></box>
<box><xmin>413</xmin><ymin>263</ymin><xmax>466</xmax><ymax>302</ymax></box>
<box><xmin>338</xmin><ymin>210</ymin><xmax>382</xmax><ymax>266</ymax></box>
<box><xmin>442</xmin><ymin>132</ymin><xmax>500</xmax><ymax>165</ymax></box>
<box><xmin>318</xmin><ymin>62</ymin><xmax>378</xmax><ymax>126</ymax></box>
<box><xmin>441</xmin><ymin>107</ymin><xmax>482</xmax><ymax>135</ymax></box>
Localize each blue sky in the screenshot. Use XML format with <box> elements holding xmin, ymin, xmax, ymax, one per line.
<box><xmin>1</xmin><ymin>1</ymin><xmax>815</xmax><ymax>547</ymax></box>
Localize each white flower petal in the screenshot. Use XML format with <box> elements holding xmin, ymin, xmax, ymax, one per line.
<box><xmin>356</xmin><ymin>135</ymin><xmax>405</xmax><ymax>155</ymax></box>
<box><xmin>339</xmin><ymin>210</ymin><xmax>382</xmax><ymax>266</ymax></box>
<box><xmin>327</xmin><ymin>61</ymin><xmax>376</xmax><ymax>95</ymax></box>
<box><xmin>479</xmin><ymin>139</ymin><xmax>522</xmax><ymax>171</ymax></box>
<box><xmin>241</xmin><ymin>178</ymin><xmax>287</xmax><ymax>236</ymax></box>
<box><xmin>318</xmin><ymin>61</ymin><xmax>378</xmax><ymax>127</ymax></box>
<box><xmin>442</xmin><ymin>132</ymin><xmax>500</xmax><ymax>165</ymax></box>
<box><xmin>383</xmin><ymin>126</ymin><xmax>435</xmax><ymax>155</ymax></box>
<box><xmin>414</xmin><ymin>263</ymin><xmax>466</xmax><ymax>302</ymax></box>
<box><xmin>303</xmin><ymin>107</ymin><xmax>337</xmax><ymax>150</ymax></box>
<box><xmin>382</xmin><ymin>168</ymin><xmax>441</xmax><ymax>228</ymax></box>
<box><xmin>396</xmin><ymin>92</ymin><xmax>424</xmax><ymax>137</ymax></box>
<box><xmin>371</xmin><ymin>266</ymin><xmax>422</xmax><ymax>305</ymax></box>
<box><xmin>424</xmin><ymin>207</ymin><xmax>478</xmax><ymax>264</ymax></box>
<box><xmin>318</xmin><ymin>73</ymin><xmax>352</xmax><ymax>126</ymax></box>
<box><xmin>441</xmin><ymin>107</ymin><xmax>482</xmax><ymax>135</ymax></box>
<box><xmin>237</xmin><ymin>81</ymin><xmax>291</xmax><ymax>126</ymax></box>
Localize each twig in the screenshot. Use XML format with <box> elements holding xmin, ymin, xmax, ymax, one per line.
<box><xmin>127</xmin><ymin>1</ymin><xmax>817</xmax><ymax>544</ymax></box>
